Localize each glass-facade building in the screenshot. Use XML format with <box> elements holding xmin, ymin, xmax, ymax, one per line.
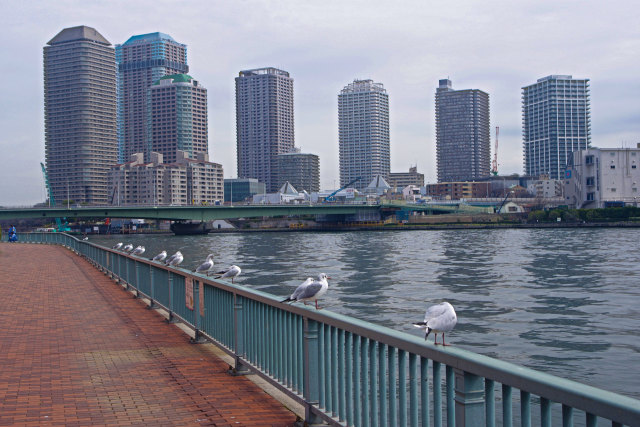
<box><xmin>44</xmin><ymin>26</ymin><xmax>117</xmax><ymax>205</ymax></box>
<box><xmin>435</xmin><ymin>79</ymin><xmax>490</xmax><ymax>183</ymax></box>
<box><xmin>224</xmin><ymin>178</ymin><xmax>266</xmax><ymax>203</ymax></box>
<box><xmin>338</xmin><ymin>79</ymin><xmax>390</xmax><ymax>190</ymax></box>
<box><xmin>235</xmin><ymin>68</ymin><xmax>295</xmax><ymax>193</ymax></box>
<box><xmin>522</xmin><ymin>75</ymin><xmax>591</xmax><ymax>180</ymax></box>
<box><xmin>116</xmin><ymin>33</ymin><xmax>188</xmax><ymax>162</ymax></box>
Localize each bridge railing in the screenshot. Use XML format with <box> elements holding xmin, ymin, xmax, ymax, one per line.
<box><xmin>19</xmin><ymin>233</ymin><xmax>640</xmax><ymax>427</ymax></box>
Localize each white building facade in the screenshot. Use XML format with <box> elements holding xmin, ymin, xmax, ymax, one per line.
<box><xmin>338</xmin><ymin>79</ymin><xmax>390</xmax><ymax>190</ymax></box>
<box><xmin>564</xmin><ymin>147</ymin><xmax>640</xmax><ymax>208</ymax></box>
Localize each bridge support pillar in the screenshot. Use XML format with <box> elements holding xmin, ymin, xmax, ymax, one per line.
<box><xmin>303</xmin><ymin>318</ymin><xmax>325</xmax><ymax>425</ymax></box>
<box><xmin>455</xmin><ymin>369</ymin><xmax>485</xmax><ymax>427</ymax></box>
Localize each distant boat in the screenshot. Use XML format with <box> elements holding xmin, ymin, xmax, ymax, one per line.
<box><xmin>170</xmin><ymin>221</ymin><xmax>211</xmax><ymax>235</ymax></box>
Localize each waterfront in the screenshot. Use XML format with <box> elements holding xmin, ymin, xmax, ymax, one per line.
<box><xmin>90</xmin><ymin>228</ymin><xmax>640</xmax><ymax>399</ymax></box>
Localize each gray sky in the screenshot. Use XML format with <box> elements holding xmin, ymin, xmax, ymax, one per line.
<box><xmin>1</xmin><ymin>0</ymin><xmax>638</xmax><ymax>206</ymax></box>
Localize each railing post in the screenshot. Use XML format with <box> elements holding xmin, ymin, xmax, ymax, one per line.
<box><xmin>454</xmin><ymin>369</ymin><xmax>484</xmax><ymax>427</ymax></box>
<box><xmin>303</xmin><ymin>317</ymin><xmax>323</xmax><ymax>425</ymax></box>
<box><xmin>230</xmin><ymin>293</ymin><xmax>249</xmax><ymax>375</ymax></box>
<box><xmin>166</xmin><ymin>273</ymin><xmax>177</xmax><ymax>324</ymax></box>
<box><xmin>133</xmin><ymin>261</ymin><xmax>140</xmax><ymax>298</ymax></box>
<box><xmin>148</xmin><ymin>264</ymin><xmax>156</xmax><ymax>309</ymax></box>
<box><xmin>190</xmin><ymin>280</ymin><xmax>205</xmax><ymax>344</ymax></box>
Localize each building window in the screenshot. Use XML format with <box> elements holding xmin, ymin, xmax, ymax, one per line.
<box><xmin>587</xmin><ymin>192</ymin><xmax>595</xmax><ymax>201</ymax></box>
<box><xmin>611</xmin><ymin>188</ymin><xmax>616</xmax><ymax>192</ymax></box>
<box><xmin>586</xmin><ymin>177</ymin><xmax>595</xmax><ymax>186</ymax></box>
<box><xmin>585</xmin><ymin>155</ymin><xmax>594</xmax><ymax>165</ymax></box>
<box><xmin>611</xmin><ymin>165</ymin><xmax>616</xmax><ymax>169</ymax></box>
<box><xmin>633</xmin><ymin>165</ymin><xmax>637</xmax><ymax>169</ymax></box>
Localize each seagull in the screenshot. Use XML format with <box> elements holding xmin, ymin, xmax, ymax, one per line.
<box><xmin>82</xmin><ymin>236</ymin><xmax>89</xmax><ymax>241</ymax></box>
<box><xmin>281</xmin><ymin>273</ymin><xmax>330</xmax><ymax>309</ymax></box>
<box><xmin>413</xmin><ymin>302</ymin><xmax>457</xmax><ymax>346</ymax></box>
<box><xmin>123</xmin><ymin>243</ymin><xmax>134</xmax><ymax>252</ymax></box>
<box><xmin>112</xmin><ymin>242</ymin><xmax>123</xmax><ymax>250</ymax></box>
<box><xmin>165</xmin><ymin>251</ymin><xmax>184</xmax><ymax>267</ymax></box>
<box><xmin>131</xmin><ymin>245</ymin><xmax>145</xmax><ymax>256</ymax></box>
<box><xmin>150</xmin><ymin>250</ymin><xmax>167</xmax><ymax>262</ymax></box>
<box><xmin>194</xmin><ymin>254</ymin><xmax>215</xmax><ymax>275</ymax></box>
<box><xmin>214</xmin><ymin>265</ymin><xmax>241</xmax><ymax>283</ymax></box>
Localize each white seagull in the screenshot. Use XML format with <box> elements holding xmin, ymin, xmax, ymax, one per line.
<box><xmin>214</xmin><ymin>265</ymin><xmax>241</xmax><ymax>283</ymax></box>
<box><xmin>281</xmin><ymin>273</ymin><xmax>330</xmax><ymax>309</ymax></box>
<box><xmin>112</xmin><ymin>242</ymin><xmax>123</xmax><ymax>250</ymax></box>
<box><xmin>131</xmin><ymin>245</ymin><xmax>145</xmax><ymax>256</ymax></box>
<box><xmin>413</xmin><ymin>302</ymin><xmax>457</xmax><ymax>346</ymax></box>
<box><xmin>165</xmin><ymin>251</ymin><xmax>184</xmax><ymax>267</ymax></box>
<box><xmin>150</xmin><ymin>250</ymin><xmax>167</xmax><ymax>262</ymax></box>
<box><xmin>123</xmin><ymin>243</ymin><xmax>134</xmax><ymax>252</ymax></box>
<box><xmin>194</xmin><ymin>254</ymin><xmax>215</xmax><ymax>275</ymax></box>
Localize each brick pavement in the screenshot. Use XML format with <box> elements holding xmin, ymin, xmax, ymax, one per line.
<box><xmin>0</xmin><ymin>243</ymin><xmax>297</xmax><ymax>426</ymax></box>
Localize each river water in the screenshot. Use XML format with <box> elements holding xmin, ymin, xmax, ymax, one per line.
<box><xmin>90</xmin><ymin>228</ymin><xmax>640</xmax><ymax>400</ymax></box>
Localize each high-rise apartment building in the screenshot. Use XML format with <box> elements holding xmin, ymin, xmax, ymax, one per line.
<box><xmin>235</xmin><ymin>67</ymin><xmax>295</xmax><ymax>192</ymax></box>
<box><xmin>435</xmin><ymin>79</ymin><xmax>490</xmax><ymax>183</ymax></box>
<box><xmin>338</xmin><ymin>79</ymin><xmax>390</xmax><ymax>190</ymax></box>
<box><xmin>44</xmin><ymin>26</ymin><xmax>117</xmax><ymax>205</ymax></box>
<box><xmin>116</xmin><ymin>33</ymin><xmax>188</xmax><ymax>162</ymax></box>
<box><xmin>276</xmin><ymin>151</ymin><xmax>320</xmax><ymax>193</ymax></box>
<box><xmin>148</xmin><ymin>74</ymin><xmax>208</xmax><ymax>164</ymax></box>
<box><xmin>522</xmin><ymin>75</ymin><xmax>591</xmax><ymax>180</ymax></box>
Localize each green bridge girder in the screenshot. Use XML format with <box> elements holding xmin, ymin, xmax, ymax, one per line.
<box><xmin>0</xmin><ymin>202</ymin><xmax>485</xmax><ymax>222</ymax></box>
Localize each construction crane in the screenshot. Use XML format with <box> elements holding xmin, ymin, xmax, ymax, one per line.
<box><xmin>40</xmin><ymin>162</ymin><xmax>70</xmax><ymax>231</ymax></box>
<box><xmin>324</xmin><ymin>177</ymin><xmax>361</xmax><ymax>202</ymax></box>
<box><xmin>491</xmin><ymin>126</ymin><xmax>499</xmax><ymax>176</ymax></box>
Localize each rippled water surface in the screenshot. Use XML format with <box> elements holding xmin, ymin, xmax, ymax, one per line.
<box><xmin>91</xmin><ymin>228</ymin><xmax>640</xmax><ymax>399</ymax></box>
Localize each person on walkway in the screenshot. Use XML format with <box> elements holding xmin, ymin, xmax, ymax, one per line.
<box><xmin>8</xmin><ymin>225</ymin><xmax>17</xmax><ymax>242</ymax></box>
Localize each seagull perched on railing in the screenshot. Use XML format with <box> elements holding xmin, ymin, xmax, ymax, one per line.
<box><xmin>112</xmin><ymin>242</ymin><xmax>123</xmax><ymax>250</ymax></box>
<box><xmin>131</xmin><ymin>245</ymin><xmax>145</xmax><ymax>256</ymax></box>
<box><xmin>165</xmin><ymin>251</ymin><xmax>183</xmax><ymax>267</ymax></box>
<box><xmin>214</xmin><ymin>265</ymin><xmax>241</xmax><ymax>283</ymax></box>
<box><xmin>194</xmin><ymin>254</ymin><xmax>215</xmax><ymax>275</ymax></box>
<box><xmin>150</xmin><ymin>250</ymin><xmax>167</xmax><ymax>262</ymax></box>
<box><xmin>122</xmin><ymin>243</ymin><xmax>133</xmax><ymax>252</ymax></box>
<box><xmin>413</xmin><ymin>302</ymin><xmax>457</xmax><ymax>346</ymax></box>
<box><xmin>281</xmin><ymin>273</ymin><xmax>330</xmax><ymax>309</ymax></box>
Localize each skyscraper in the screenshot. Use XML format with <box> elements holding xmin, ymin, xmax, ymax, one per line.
<box><xmin>44</xmin><ymin>26</ymin><xmax>117</xmax><ymax>205</ymax></box>
<box><xmin>235</xmin><ymin>67</ymin><xmax>295</xmax><ymax>192</ymax></box>
<box><xmin>522</xmin><ymin>75</ymin><xmax>591</xmax><ymax>179</ymax></box>
<box><xmin>338</xmin><ymin>79</ymin><xmax>390</xmax><ymax>190</ymax></box>
<box><xmin>116</xmin><ymin>33</ymin><xmax>188</xmax><ymax>162</ymax></box>
<box><xmin>435</xmin><ymin>79</ymin><xmax>490</xmax><ymax>183</ymax></box>
<box><xmin>148</xmin><ymin>74</ymin><xmax>208</xmax><ymax>164</ymax></box>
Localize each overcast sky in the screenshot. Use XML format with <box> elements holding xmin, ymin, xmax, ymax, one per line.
<box><xmin>0</xmin><ymin>0</ymin><xmax>638</xmax><ymax>206</ymax></box>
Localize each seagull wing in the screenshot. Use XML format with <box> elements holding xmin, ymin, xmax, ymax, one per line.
<box><xmin>297</xmin><ymin>282</ymin><xmax>324</xmax><ymax>300</ymax></box>
<box><xmin>423</xmin><ymin>303</ymin><xmax>449</xmax><ymax>322</ymax></box>
<box><xmin>291</xmin><ymin>278</ymin><xmax>313</xmax><ymax>300</ymax></box>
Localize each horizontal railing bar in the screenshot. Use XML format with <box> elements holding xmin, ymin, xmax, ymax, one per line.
<box><xmin>24</xmin><ymin>233</ymin><xmax>640</xmax><ymax>426</ymax></box>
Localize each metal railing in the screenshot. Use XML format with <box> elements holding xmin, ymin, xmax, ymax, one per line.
<box><xmin>16</xmin><ymin>233</ymin><xmax>640</xmax><ymax>426</ymax></box>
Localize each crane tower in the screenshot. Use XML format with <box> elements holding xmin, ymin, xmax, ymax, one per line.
<box><xmin>491</xmin><ymin>126</ymin><xmax>499</xmax><ymax>176</ymax></box>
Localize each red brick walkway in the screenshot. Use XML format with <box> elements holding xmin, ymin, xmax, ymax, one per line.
<box><xmin>0</xmin><ymin>243</ymin><xmax>297</xmax><ymax>426</ymax></box>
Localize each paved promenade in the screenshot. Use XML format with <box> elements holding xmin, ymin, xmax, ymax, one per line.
<box><xmin>0</xmin><ymin>243</ymin><xmax>297</xmax><ymax>426</ymax></box>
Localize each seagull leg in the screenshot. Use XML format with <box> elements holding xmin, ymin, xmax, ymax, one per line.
<box><xmin>434</xmin><ymin>333</ymin><xmax>439</xmax><ymax>345</ymax></box>
<box><xmin>315</xmin><ymin>300</ymin><xmax>322</xmax><ymax>310</ymax></box>
<box><xmin>442</xmin><ymin>333</ymin><xmax>449</xmax><ymax>346</ymax></box>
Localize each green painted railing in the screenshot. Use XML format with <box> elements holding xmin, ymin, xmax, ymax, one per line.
<box><xmin>15</xmin><ymin>233</ymin><xmax>640</xmax><ymax>427</ymax></box>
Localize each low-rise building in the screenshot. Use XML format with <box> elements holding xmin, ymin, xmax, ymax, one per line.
<box><xmin>564</xmin><ymin>146</ymin><xmax>640</xmax><ymax>208</ymax></box>
<box><xmin>109</xmin><ymin>151</ymin><xmax>223</xmax><ymax>206</ymax></box>
<box><xmin>276</xmin><ymin>151</ymin><xmax>320</xmax><ymax>193</ymax></box>
<box><xmin>224</xmin><ymin>178</ymin><xmax>266</xmax><ymax>203</ymax></box>
<box><xmin>425</xmin><ymin>181</ymin><xmax>491</xmax><ymax>200</ymax></box>
<box><xmin>389</xmin><ymin>166</ymin><xmax>424</xmax><ymax>189</ymax></box>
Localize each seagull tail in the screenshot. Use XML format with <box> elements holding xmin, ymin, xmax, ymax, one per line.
<box><xmin>413</xmin><ymin>321</ymin><xmax>427</xmax><ymax>328</ymax></box>
<box><xmin>281</xmin><ymin>297</ymin><xmax>293</xmax><ymax>303</ymax></box>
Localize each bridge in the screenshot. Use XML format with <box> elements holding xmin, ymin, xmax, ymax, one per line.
<box><xmin>4</xmin><ymin>232</ymin><xmax>638</xmax><ymax>427</ymax></box>
<box><xmin>0</xmin><ymin>202</ymin><xmax>491</xmax><ymax>222</ymax></box>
